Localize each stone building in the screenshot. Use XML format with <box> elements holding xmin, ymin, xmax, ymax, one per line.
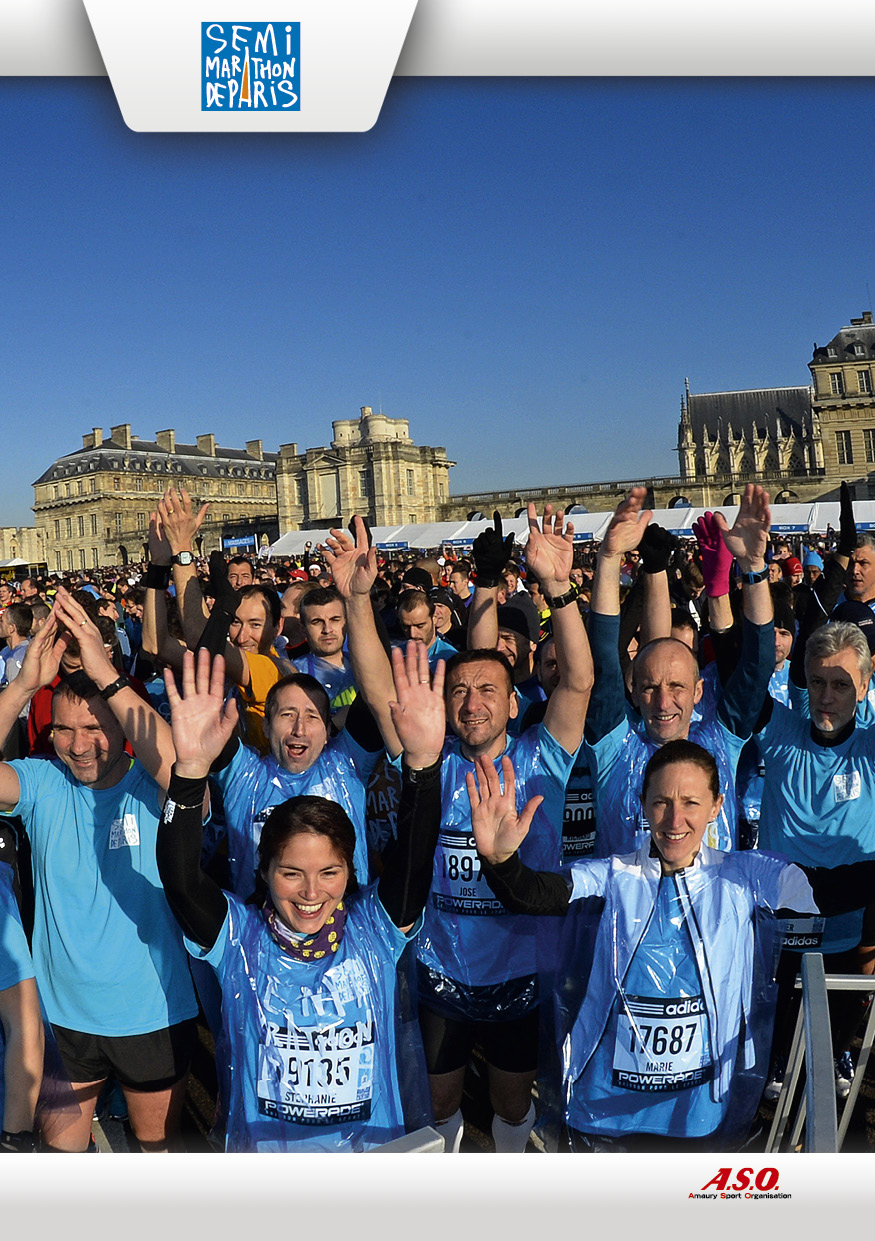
<box><xmin>33</xmin><ymin>425</ymin><xmax>278</xmax><ymax>572</ymax></box>
<box><xmin>674</xmin><ymin>310</ymin><xmax>875</xmax><ymax>506</ymax></box>
<box><xmin>275</xmin><ymin>406</ymin><xmax>455</xmax><ymax>531</ymax></box>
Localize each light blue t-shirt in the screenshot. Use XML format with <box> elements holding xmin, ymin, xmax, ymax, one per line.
<box><xmin>187</xmin><ymin>887</ymin><xmax>416</xmax><ymax>1151</ymax></box>
<box><xmin>0</xmin><ymin>862</ymin><xmax>35</xmax><ymax>1124</ymax></box>
<box><xmin>588</xmin><ymin>716</ymin><xmax>745</xmax><ymax>856</ymax></box>
<box><xmin>3</xmin><ymin>758</ymin><xmax>197</xmax><ymax>1036</ymax></box>
<box><xmin>413</xmin><ymin>723</ymin><xmax>576</xmax><ymax>991</ymax></box>
<box><xmin>291</xmin><ymin>653</ymin><xmax>357</xmax><ymax>716</ymax></box>
<box><xmin>211</xmin><ymin>733</ymin><xmax>378</xmax><ymax>898</ymax></box>
<box><xmin>757</xmin><ymin>702</ymin><xmax>875</xmax><ymax>952</ymax></box>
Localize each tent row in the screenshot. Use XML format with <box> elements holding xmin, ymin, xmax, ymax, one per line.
<box><xmin>267</xmin><ymin>499</ymin><xmax>868</xmax><ymax>558</ymax></box>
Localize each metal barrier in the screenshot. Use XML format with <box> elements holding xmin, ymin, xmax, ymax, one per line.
<box><xmin>765</xmin><ymin>954</ymin><xmax>875</xmax><ymax>1153</ymax></box>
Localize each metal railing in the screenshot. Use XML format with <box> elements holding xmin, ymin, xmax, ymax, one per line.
<box><xmin>766</xmin><ymin>954</ymin><xmax>875</xmax><ymax>1152</ymax></box>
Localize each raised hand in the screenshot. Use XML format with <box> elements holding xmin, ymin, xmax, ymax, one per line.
<box><xmin>157</xmin><ymin>487</ymin><xmax>209</xmax><ymax>557</ymax></box>
<box><xmin>466</xmin><ymin>755</ymin><xmax>543</xmax><ymax>865</ymax></box>
<box><xmin>711</xmin><ymin>484</ymin><xmax>771</xmax><ymax>570</ymax></box>
<box><xmin>163</xmin><ymin>648</ymin><xmax>239</xmax><ymax>778</ymax></box>
<box><xmin>692</xmin><ymin>511</ymin><xmax>733</xmax><ymax>597</ymax></box>
<box><xmin>599</xmin><ymin>486</ymin><xmax>652</xmax><ymax>559</ymax></box>
<box><xmin>13</xmin><ymin>610</ymin><xmax>68</xmax><ymax>698</ymax></box>
<box><xmin>322</xmin><ymin>515</ymin><xmax>378</xmax><ymax>598</ymax></box>
<box><xmin>52</xmin><ymin>588</ymin><xmax>117</xmax><ymax>685</ymax></box>
<box><xmin>838</xmin><ymin>481</ymin><xmax>856</xmax><ymax>558</ymax></box>
<box><xmin>471</xmin><ymin>511</ymin><xmax>515</xmax><ymax>586</ymax></box>
<box><xmin>148</xmin><ymin>511</ymin><xmax>172</xmax><ymax>566</ymax></box>
<box><xmin>388</xmin><ymin>641</ymin><xmax>446</xmax><ymax>769</ymax></box>
<box><xmin>524</xmin><ymin>502</ymin><xmax>573</xmax><ymax>590</ymax></box>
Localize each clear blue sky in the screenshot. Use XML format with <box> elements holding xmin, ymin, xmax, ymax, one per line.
<box><xmin>1</xmin><ymin>76</ymin><xmax>873</xmax><ymax>527</ymax></box>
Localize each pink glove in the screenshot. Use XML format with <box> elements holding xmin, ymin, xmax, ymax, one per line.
<box><xmin>692</xmin><ymin>511</ymin><xmax>733</xmax><ymax>597</ymax></box>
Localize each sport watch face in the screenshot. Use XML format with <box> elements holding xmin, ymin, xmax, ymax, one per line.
<box><xmin>173</xmin><ymin>551</ymin><xmax>195</xmax><ymax>566</ymax></box>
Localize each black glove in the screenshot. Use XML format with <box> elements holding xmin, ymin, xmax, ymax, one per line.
<box><xmin>638</xmin><ymin>522</ymin><xmax>677</xmax><ymax>575</ymax></box>
<box><xmin>194</xmin><ymin>552</ymin><xmax>241</xmax><ymax>656</ymax></box>
<box><xmin>838</xmin><ymin>481</ymin><xmax>857</xmax><ymax>558</ymax></box>
<box><xmin>0</xmin><ymin>1130</ymin><xmax>35</xmax><ymax>1153</ymax></box>
<box><xmin>471</xmin><ymin>512</ymin><xmax>514</xmax><ymax>587</ymax></box>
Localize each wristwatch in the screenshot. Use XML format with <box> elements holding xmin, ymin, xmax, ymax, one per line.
<box><xmin>171</xmin><ymin>551</ymin><xmax>195</xmax><ymax>567</ymax></box>
<box><xmin>543</xmin><ymin>586</ymin><xmax>578</xmax><ymax>610</ymax></box>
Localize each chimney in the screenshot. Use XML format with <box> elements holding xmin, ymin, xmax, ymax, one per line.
<box><xmin>246</xmin><ymin>439</ymin><xmax>263</xmax><ymax>460</ymax></box>
<box><xmin>155</xmin><ymin>429</ymin><xmax>176</xmax><ymax>453</ymax></box>
<box><xmin>110</xmin><ymin>423</ymin><xmax>132</xmax><ymax>450</ymax></box>
<box><xmin>196</xmin><ymin>433</ymin><xmax>216</xmax><ymax>457</ymax></box>
<box><xmin>82</xmin><ymin>427</ymin><xmax>103</xmax><ymax>449</ymax></box>
<box><xmin>279</xmin><ymin>442</ymin><xmax>299</xmax><ymax>459</ymax></box>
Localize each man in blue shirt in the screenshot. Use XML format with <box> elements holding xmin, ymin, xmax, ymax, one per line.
<box><xmin>0</xmin><ymin>591</ymin><xmax>198</xmax><ymax>1152</ymax></box>
<box><xmin>323</xmin><ymin>505</ymin><xmax>592</xmax><ymax>1153</ymax></box>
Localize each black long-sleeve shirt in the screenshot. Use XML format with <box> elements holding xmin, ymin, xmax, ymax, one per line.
<box><xmin>157</xmin><ymin>756</ymin><xmax>442</xmax><ymax>950</ymax></box>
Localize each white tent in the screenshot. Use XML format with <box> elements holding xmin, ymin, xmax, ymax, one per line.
<box><xmin>267</xmin><ymin>500</ymin><xmax>869</xmax><ymax>558</ymax></box>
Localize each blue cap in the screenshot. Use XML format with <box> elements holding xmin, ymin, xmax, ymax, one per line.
<box><xmin>803</xmin><ymin>550</ymin><xmax>824</xmax><ymax>570</ymax></box>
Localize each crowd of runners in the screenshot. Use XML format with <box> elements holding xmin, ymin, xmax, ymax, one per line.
<box><xmin>1</xmin><ymin>479</ymin><xmax>875</xmax><ymax>1153</ymax></box>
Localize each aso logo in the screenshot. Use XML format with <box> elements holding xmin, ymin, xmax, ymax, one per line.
<box><xmin>690</xmin><ymin>1167</ymin><xmax>787</xmax><ymax>1199</ymax></box>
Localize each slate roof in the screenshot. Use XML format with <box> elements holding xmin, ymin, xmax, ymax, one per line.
<box><xmin>686</xmin><ymin>387</ymin><xmax>812</xmax><ymax>443</ymax></box>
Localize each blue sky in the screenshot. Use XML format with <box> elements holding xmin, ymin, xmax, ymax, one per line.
<box><xmin>0</xmin><ymin>76</ymin><xmax>873</xmax><ymax>527</ymax></box>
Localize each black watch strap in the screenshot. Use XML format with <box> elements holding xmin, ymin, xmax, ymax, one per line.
<box><xmin>99</xmin><ymin>675</ymin><xmax>130</xmax><ymax>702</ymax></box>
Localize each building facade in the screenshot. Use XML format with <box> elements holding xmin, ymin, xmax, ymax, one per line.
<box><xmin>673</xmin><ymin>310</ymin><xmax>875</xmax><ymax>507</ymax></box>
<box><xmin>32</xmin><ymin>425</ymin><xmax>278</xmax><ymax>572</ymax></box>
<box><xmin>275</xmin><ymin>406</ymin><xmax>455</xmax><ymax>531</ymax></box>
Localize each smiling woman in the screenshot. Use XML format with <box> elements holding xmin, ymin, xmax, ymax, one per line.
<box><xmin>466</xmin><ymin>740</ymin><xmax>875</xmax><ymax>1151</ymax></box>
<box><xmin>156</xmin><ymin>644</ymin><xmax>446</xmax><ymax>1151</ymax></box>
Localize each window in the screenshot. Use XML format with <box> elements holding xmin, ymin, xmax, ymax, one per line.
<box><xmin>137</xmin><ymin>512</ymin><xmax>146</xmax><ymax>530</ymax></box>
<box><xmin>67</xmin><ymin>551</ymin><xmax>74</xmax><ymax>572</ymax></box>
<box><xmin>836</xmin><ymin>429</ymin><xmax>854</xmax><ymax>465</ymax></box>
<box><xmin>55</xmin><ymin>552</ymin><xmax>62</xmax><ymax>572</ymax></box>
<box><xmin>90</xmin><ymin>478</ymin><xmax>96</xmax><ymax>493</ymax></box>
<box><xmin>114</xmin><ymin>476</ymin><xmax>121</xmax><ymax>490</ymax></box>
<box><xmin>92</xmin><ymin>548</ymin><xmax>99</xmax><ymax>568</ymax></box>
<box><xmin>53</xmin><ymin>485</ymin><xmax>59</xmax><ymax>500</ymax></box>
<box><xmin>65</xmin><ymin>483</ymin><xmax>71</xmax><ymax>497</ymax></box>
<box><xmin>135</xmin><ymin>477</ymin><xmax>144</xmax><ymax>491</ymax></box>
<box><xmin>54</xmin><ymin>520</ymin><xmax>60</xmax><ymax>540</ymax></box>
<box><xmin>77</xmin><ymin>481</ymin><xmax>83</xmax><ymax>495</ymax></box>
<box><xmin>865</xmin><ymin>430</ymin><xmax>875</xmax><ymax>464</ymax></box>
<box><xmin>115</xmin><ymin>512</ymin><xmax>123</xmax><ymax>534</ymax></box>
<box><xmin>859</xmin><ymin>371</ymin><xmax>873</xmax><ymax>395</ymax></box>
<box><xmin>827</xmin><ymin>347</ymin><xmax>838</xmax><ymax>358</ymax></box>
<box><xmin>79</xmin><ymin>549</ymin><xmax>86</xmax><ymax>570</ymax></box>
<box><xmin>77</xmin><ymin>515</ymin><xmax>84</xmax><ymax>537</ymax></box>
<box><xmin>830</xmin><ymin>372</ymin><xmax>845</xmax><ymax>396</ymax></box>
<box><xmin>409</xmin><ymin>513</ymin><xmax>416</xmax><ymax>523</ymax></box>
<box><xmin>91</xmin><ymin>513</ymin><xmax>98</xmax><ymax>536</ymax></box>
<box><xmin>438</xmin><ymin>481</ymin><xmax>445</xmax><ymax>499</ymax></box>
<box><xmin>295</xmin><ymin>480</ymin><xmax>305</xmax><ymax>505</ymax></box>
<box><xmin>853</xmin><ymin>343</ymin><xmax>866</xmax><ymax>357</ymax></box>
<box><xmin>238</xmin><ymin>484</ymin><xmax>246</xmax><ymax>496</ymax></box>
<box><xmin>65</xmin><ymin>518</ymin><xmax>72</xmax><ymax>538</ymax></box>
<box><xmin>359</xmin><ymin>470</ymin><xmax>369</xmax><ymax>496</ymax></box>
<box><xmin>223</xmin><ymin>513</ymin><xmax>231</xmax><ymax>522</ymax></box>
<box><xmin>406</xmin><ymin>470</ymin><xmax>415</xmax><ymax>492</ymax></box>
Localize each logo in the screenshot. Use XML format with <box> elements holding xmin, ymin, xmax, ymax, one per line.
<box><xmin>688</xmin><ymin>1167</ymin><xmax>791</xmax><ymax>1200</ymax></box>
<box><xmin>202</xmin><ymin>23</ymin><xmax>300</xmax><ymax>111</ymax></box>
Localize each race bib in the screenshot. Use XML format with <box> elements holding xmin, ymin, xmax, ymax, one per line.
<box><xmin>563</xmin><ymin>765</ymin><xmax>595</xmax><ymax>860</ymax></box>
<box><xmin>778</xmin><ymin>915</ymin><xmax>825</xmax><ymax>951</ymax></box>
<box><xmin>432</xmin><ymin>826</ymin><xmax>504</xmax><ymax>916</ymax></box>
<box><xmin>257</xmin><ymin>1017</ymin><xmax>375</xmax><ymax>1126</ymax></box>
<box><xmin>612</xmin><ymin>994</ymin><xmax>713</xmax><ymax>1093</ymax></box>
